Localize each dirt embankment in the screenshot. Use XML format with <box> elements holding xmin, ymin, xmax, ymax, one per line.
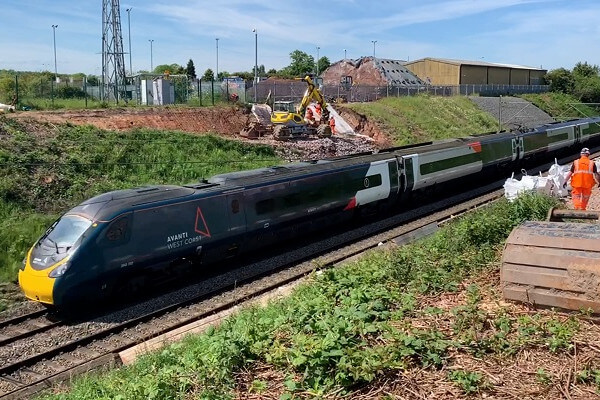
<box><xmin>333</xmin><ymin>105</ymin><xmax>392</xmax><ymax>147</ymax></box>
<box><xmin>4</xmin><ymin>105</ymin><xmax>392</xmax><ymax>160</ymax></box>
<box><xmin>6</xmin><ymin>106</ymin><xmax>254</xmax><ymax>137</ymax></box>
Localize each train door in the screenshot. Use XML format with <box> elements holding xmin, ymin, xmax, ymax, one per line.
<box><xmin>511</xmin><ymin>136</ymin><xmax>524</xmax><ymax>161</ymax></box>
<box><xmin>225</xmin><ymin>190</ymin><xmax>246</xmax><ymax>258</ymax></box>
<box><xmin>401</xmin><ymin>154</ymin><xmax>418</xmax><ymax>191</ymax></box>
<box><xmin>575</xmin><ymin>125</ymin><xmax>582</xmax><ymax>144</ymax></box>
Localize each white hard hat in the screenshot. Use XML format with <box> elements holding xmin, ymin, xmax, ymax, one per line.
<box><xmin>581</xmin><ymin>147</ymin><xmax>590</xmax><ymax>155</ymax></box>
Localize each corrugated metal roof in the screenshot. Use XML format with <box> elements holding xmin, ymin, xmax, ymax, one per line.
<box><xmin>407</xmin><ymin>57</ymin><xmax>545</xmax><ymax>71</ymax></box>
<box><xmin>372</xmin><ymin>58</ymin><xmax>425</xmax><ymax>85</ymax></box>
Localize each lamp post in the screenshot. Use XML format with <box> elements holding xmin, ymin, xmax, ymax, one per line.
<box><xmin>371</xmin><ymin>40</ymin><xmax>377</xmax><ymax>57</ymax></box>
<box><xmin>316</xmin><ymin>46</ymin><xmax>320</xmax><ymax>77</ymax></box>
<box><xmin>215</xmin><ymin>38</ymin><xmax>219</xmax><ymax>80</ymax></box>
<box><xmin>126</xmin><ymin>8</ymin><xmax>132</xmax><ymax>75</ymax></box>
<box><xmin>344</xmin><ymin>48</ymin><xmax>347</xmax><ymax>60</ymax></box>
<box><xmin>148</xmin><ymin>39</ymin><xmax>154</xmax><ymax>72</ymax></box>
<box><xmin>252</xmin><ymin>28</ymin><xmax>257</xmax><ymax>102</ymax></box>
<box><xmin>52</xmin><ymin>25</ymin><xmax>58</xmax><ymax>81</ymax></box>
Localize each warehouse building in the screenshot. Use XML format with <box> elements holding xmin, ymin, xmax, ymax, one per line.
<box><xmin>404</xmin><ymin>58</ymin><xmax>546</xmax><ymax>86</ymax></box>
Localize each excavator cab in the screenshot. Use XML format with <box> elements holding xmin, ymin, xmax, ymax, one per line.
<box><xmin>272</xmin><ymin>101</ymin><xmax>297</xmax><ymax>113</ymax></box>
<box><xmin>271</xmin><ymin>101</ymin><xmax>304</xmax><ymax>125</ymax></box>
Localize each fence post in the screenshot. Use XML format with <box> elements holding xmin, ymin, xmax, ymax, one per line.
<box><xmin>211</xmin><ymin>79</ymin><xmax>214</xmax><ymax>105</ymax></box>
<box><xmin>84</xmin><ymin>76</ymin><xmax>88</xmax><ymax>108</ymax></box>
<box><xmin>198</xmin><ymin>79</ymin><xmax>202</xmax><ymax>106</ymax></box>
<box><xmin>15</xmin><ymin>75</ymin><xmax>19</xmax><ymax>106</ymax></box>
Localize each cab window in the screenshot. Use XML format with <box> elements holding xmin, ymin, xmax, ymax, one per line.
<box><xmin>102</xmin><ymin>214</ymin><xmax>132</xmax><ymax>245</ymax></box>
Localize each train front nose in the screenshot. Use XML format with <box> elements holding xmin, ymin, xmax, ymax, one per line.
<box><xmin>18</xmin><ymin>250</ymin><xmax>56</xmax><ymax>305</ymax></box>
<box><xmin>18</xmin><ymin>267</ymin><xmax>55</xmax><ymax>305</ymax></box>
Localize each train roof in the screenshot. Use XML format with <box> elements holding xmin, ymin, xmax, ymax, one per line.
<box><xmin>70</xmin><ymin>185</ymin><xmax>198</xmax><ymax>221</ymax></box>
<box><xmin>204</xmin><ymin>133</ymin><xmax>510</xmax><ymax>187</ymax></box>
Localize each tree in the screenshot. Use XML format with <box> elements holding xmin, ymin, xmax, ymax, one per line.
<box><xmin>573</xmin><ymin>62</ymin><xmax>599</xmax><ymax>79</ymax></box>
<box><xmin>280</xmin><ymin>50</ymin><xmax>315</xmax><ymax>77</ymax></box>
<box><xmin>154</xmin><ymin>63</ymin><xmax>184</xmax><ymax>75</ymax></box>
<box><xmin>317</xmin><ymin>57</ymin><xmax>331</xmax><ymax>75</ymax></box>
<box><xmin>86</xmin><ymin>75</ymin><xmax>99</xmax><ymax>85</ymax></box>
<box><xmin>202</xmin><ymin>68</ymin><xmax>214</xmax><ymax>81</ymax></box>
<box><xmin>545</xmin><ymin>68</ymin><xmax>575</xmax><ymax>94</ymax></box>
<box><xmin>232</xmin><ymin>71</ymin><xmax>253</xmax><ymax>81</ymax></box>
<box><xmin>186</xmin><ymin>59</ymin><xmax>196</xmax><ymax>80</ymax></box>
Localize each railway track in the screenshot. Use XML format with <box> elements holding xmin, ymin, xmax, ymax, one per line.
<box><xmin>0</xmin><ymin>152</ymin><xmax>588</xmax><ymax>399</ymax></box>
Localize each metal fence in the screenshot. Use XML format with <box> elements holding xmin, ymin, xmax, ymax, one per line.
<box><xmin>0</xmin><ymin>74</ymin><xmax>247</xmax><ymax>107</ymax></box>
<box><xmin>248</xmin><ymin>81</ymin><xmax>550</xmax><ymax>103</ymax></box>
<box><xmin>1</xmin><ymin>73</ymin><xmax>547</xmax><ymax>108</ymax></box>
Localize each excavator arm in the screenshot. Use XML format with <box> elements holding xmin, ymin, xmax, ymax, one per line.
<box><xmin>297</xmin><ymin>76</ymin><xmax>328</xmax><ymax>117</ymax></box>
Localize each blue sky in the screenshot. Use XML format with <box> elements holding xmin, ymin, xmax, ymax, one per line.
<box><xmin>1</xmin><ymin>0</ymin><xmax>598</xmax><ymax>75</ymax></box>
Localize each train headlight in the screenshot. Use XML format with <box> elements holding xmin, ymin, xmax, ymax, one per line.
<box><xmin>49</xmin><ymin>262</ymin><xmax>70</xmax><ymax>278</ymax></box>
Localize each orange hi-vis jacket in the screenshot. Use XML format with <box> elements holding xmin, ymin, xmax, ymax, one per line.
<box><xmin>571</xmin><ymin>156</ymin><xmax>596</xmax><ymax>189</ymax></box>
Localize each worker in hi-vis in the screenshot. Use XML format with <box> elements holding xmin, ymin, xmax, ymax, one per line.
<box><xmin>564</xmin><ymin>147</ymin><xmax>600</xmax><ymax>210</ymax></box>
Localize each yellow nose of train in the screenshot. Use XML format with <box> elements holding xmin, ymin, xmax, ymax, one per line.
<box><xmin>18</xmin><ymin>249</ymin><xmax>56</xmax><ymax>305</ymax></box>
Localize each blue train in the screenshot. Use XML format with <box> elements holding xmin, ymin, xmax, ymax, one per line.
<box><xmin>18</xmin><ymin>117</ymin><xmax>600</xmax><ymax>307</ymax></box>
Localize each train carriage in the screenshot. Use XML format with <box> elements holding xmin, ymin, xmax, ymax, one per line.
<box><xmin>18</xmin><ymin>116</ymin><xmax>600</xmax><ymax>308</ymax></box>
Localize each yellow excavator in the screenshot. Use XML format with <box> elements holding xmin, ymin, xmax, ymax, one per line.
<box><xmin>269</xmin><ymin>75</ymin><xmax>332</xmax><ymax>139</ymax></box>
<box><xmin>240</xmin><ymin>75</ymin><xmax>333</xmax><ymax>140</ymax></box>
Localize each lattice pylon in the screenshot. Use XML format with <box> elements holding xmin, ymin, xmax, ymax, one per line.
<box><xmin>101</xmin><ymin>0</ymin><xmax>127</xmax><ymax>102</ymax></box>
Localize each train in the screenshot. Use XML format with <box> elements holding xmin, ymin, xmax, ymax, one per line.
<box><xmin>18</xmin><ymin>116</ymin><xmax>600</xmax><ymax>308</ymax></box>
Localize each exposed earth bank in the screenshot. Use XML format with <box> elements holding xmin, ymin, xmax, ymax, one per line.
<box><xmin>5</xmin><ymin>105</ymin><xmax>390</xmax><ymax>160</ymax></box>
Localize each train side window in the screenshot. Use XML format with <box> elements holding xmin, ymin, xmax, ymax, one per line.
<box><xmin>366</xmin><ymin>174</ymin><xmax>382</xmax><ymax>188</ymax></box>
<box><xmin>106</xmin><ymin>217</ymin><xmax>128</xmax><ymax>241</ymax></box>
<box><xmin>231</xmin><ymin>199</ymin><xmax>240</xmax><ymax>214</ymax></box>
<box><xmin>101</xmin><ymin>215</ymin><xmax>131</xmax><ymax>246</ymax></box>
<box><xmin>256</xmin><ymin>198</ymin><xmax>275</xmax><ymax>215</ymax></box>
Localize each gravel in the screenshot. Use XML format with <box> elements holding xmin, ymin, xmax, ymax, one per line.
<box><xmin>469</xmin><ymin>96</ymin><xmax>555</xmax><ymax>130</ymax></box>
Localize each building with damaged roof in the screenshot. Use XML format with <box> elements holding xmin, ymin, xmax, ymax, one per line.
<box><xmin>321</xmin><ymin>57</ymin><xmax>425</xmax><ymax>87</ymax></box>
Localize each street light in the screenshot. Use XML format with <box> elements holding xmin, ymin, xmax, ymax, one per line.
<box><xmin>316</xmin><ymin>46</ymin><xmax>320</xmax><ymax>76</ymax></box>
<box><xmin>215</xmin><ymin>38</ymin><xmax>219</xmax><ymax>80</ymax></box>
<box><xmin>126</xmin><ymin>8</ymin><xmax>132</xmax><ymax>75</ymax></box>
<box><xmin>371</xmin><ymin>40</ymin><xmax>377</xmax><ymax>58</ymax></box>
<box><xmin>148</xmin><ymin>39</ymin><xmax>154</xmax><ymax>72</ymax></box>
<box><xmin>344</xmin><ymin>48</ymin><xmax>347</xmax><ymax>60</ymax></box>
<box><xmin>52</xmin><ymin>25</ymin><xmax>58</xmax><ymax>82</ymax></box>
<box><xmin>252</xmin><ymin>28</ymin><xmax>257</xmax><ymax>102</ymax></box>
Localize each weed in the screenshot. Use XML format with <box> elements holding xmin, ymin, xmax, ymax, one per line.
<box><xmin>536</xmin><ymin>368</ymin><xmax>552</xmax><ymax>385</ymax></box>
<box><xmin>576</xmin><ymin>367</ymin><xmax>600</xmax><ymax>387</ymax></box>
<box><xmin>448</xmin><ymin>369</ymin><xmax>488</xmax><ymax>394</ymax></box>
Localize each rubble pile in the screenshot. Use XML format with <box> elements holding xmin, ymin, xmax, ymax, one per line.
<box><xmin>274</xmin><ymin>136</ymin><xmax>377</xmax><ymax>162</ymax></box>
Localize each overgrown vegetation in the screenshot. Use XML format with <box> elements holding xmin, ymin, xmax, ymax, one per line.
<box><xmin>344</xmin><ymin>95</ymin><xmax>500</xmax><ymax>145</ymax></box>
<box><xmin>545</xmin><ymin>62</ymin><xmax>600</xmax><ymax>105</ymax></box>
<box><xmin>520</xmin><ymin>92</ymin><xmax>599</xmax><ymax>120</ymax></box>
<box><xmin>0</xmin><ymin>116</ymin><xmax>280</xmax><ymax>283</ymax></box>
<box><xmin>40</xmin><ymin>193</ymin><xmax>586</xmax><ymax>400</ymax></box>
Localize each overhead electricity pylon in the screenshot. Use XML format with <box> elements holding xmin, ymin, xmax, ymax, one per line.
<box><xmin>101</xmin><ymin>0</ymin><xmax>128</xmax><ymax>103</ymax></box>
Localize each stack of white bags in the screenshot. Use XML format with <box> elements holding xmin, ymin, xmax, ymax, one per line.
<box><xmin>503</xmin><ymin>159</ymin><xmax>573</xmax><ymax>202</ymax></box>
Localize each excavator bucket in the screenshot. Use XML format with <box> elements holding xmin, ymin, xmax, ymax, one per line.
<box><xmin>501</xmin><ymin>209</ymin><xmax>600</xmax><ymax>313</ymax></box>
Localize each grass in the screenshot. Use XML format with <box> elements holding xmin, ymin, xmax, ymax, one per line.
<box><xmin>519</xmin><ymin>92</ymin><xmax>599</xmax><ymax>119</ymax></box>
<box><xmin>344</xmin><ymin>95</ymin><xmax>500</xmax><ymax>145</ymax></box>
<box><xmin>0</xmin><ymin>116</ymin><xmax>281</xmax><ymax>284</ymax></box>
<box><xmin>39</xmin><ymin>193</ymin><xmax>584</xmax><ymax>400</ymax></box>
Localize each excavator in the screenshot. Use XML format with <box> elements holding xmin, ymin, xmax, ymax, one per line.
<box><xmin>240</xmin><ymin>75</ymin><xmax>332</xmax><ymax>140</ymax></box>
